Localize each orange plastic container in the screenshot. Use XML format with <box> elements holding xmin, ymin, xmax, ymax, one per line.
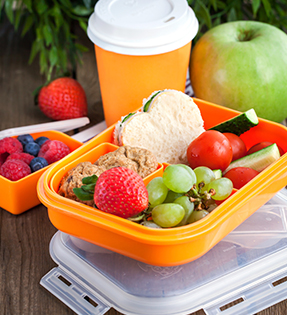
<box><xmin>87</xmin><ymin>0</ymin><xmax>199</xmax><ymax>126</ymax></box>
<box><xmin>0</xmin><ymin>131</ymin><xmax>82</xmax><ymax>215</ymax></box>
<box><xmin>37</xmin><ymin>99</ymin><xmax>287</xmax><ymax>266</ymax></box>
<box><xmin>94</xmin><ymin>43</ymin><xmax>192</xmax><ymax>126</ymax></box>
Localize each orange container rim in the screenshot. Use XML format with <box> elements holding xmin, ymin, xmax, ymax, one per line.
<box><xmin>38</xmin><ymin>151</ymin><xmax>287</xmax><ymax>245</ymax></box>
<box><xmin>37</xmin><ymin>100</ymin><xmax>287</xmax><ymax>245</ymax></box>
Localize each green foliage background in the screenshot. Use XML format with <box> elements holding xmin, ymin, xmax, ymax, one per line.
<box><xmin>1</xmin><ymin>0</ymin><xmax>287</xmax><ymax>82</ymax></box>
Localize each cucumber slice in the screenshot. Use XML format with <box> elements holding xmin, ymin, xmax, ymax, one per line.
<box><xmin>223</xmin><ymin>143</ymin><xmax>280</xmax><ymax>174</ymax></box>
<box><xmin>213</xmin><ymin>169</ymin><xmax>222</xmax><ymax>179</ymax></box>
<box><xmin>209</xmin><ymin>109</ymin><xmax>259</xmax><ymax>136</ymax></box>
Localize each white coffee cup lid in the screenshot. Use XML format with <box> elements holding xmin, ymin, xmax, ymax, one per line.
<box><xmin>87</xmin><ymin>0</ymin><xmax>199</xmax><ymax>55</ymax></box>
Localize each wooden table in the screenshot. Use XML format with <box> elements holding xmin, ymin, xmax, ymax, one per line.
<box><xmin>1</xmin><ymin>19</ymin><xmax>287</xmax><ymax>315</ymax></box>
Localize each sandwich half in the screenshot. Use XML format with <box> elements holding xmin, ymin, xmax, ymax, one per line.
<box><xmin>113</xmin><ymin>89</ymin><xmax>205</xmax><ymax>164</ymax></box>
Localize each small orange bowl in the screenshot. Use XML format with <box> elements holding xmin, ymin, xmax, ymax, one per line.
<box><xmin>0</xmin><ymin>131</ymin><xmax>82</xmax><ymax>215</ymax></box>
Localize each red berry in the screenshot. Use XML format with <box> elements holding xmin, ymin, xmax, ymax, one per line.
<box><xmin>0</xmin><ymin>159</ymin><xmax>31</xmax><ymax>181</ymax></box>
<box><xmin>38</xmin><ymin>77</ymin><xmax>88</xmax><ymax>120</ymax></box>
<box><xmin>38</xmin><ymin>140</ymin><xmax>70</xmax><ymax>164</ymax></box>
<box><xmin>94</xmin><ymin>167</ymin><xmax>149</xmax><ymax>219</ymax></box>
<box><xmin>7</xmin><ymin>152</ymin><xmax>34</xmax><ymax>165</ymax></box>
<box><xmin>0</xmin><ymin>137</ymin><xmax>23</xmax><ymax>164</ymax></box>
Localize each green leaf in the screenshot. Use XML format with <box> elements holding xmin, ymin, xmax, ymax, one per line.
<box><xmin>43</xmin><ymin>24</ymin><xmax>54</xmax><ymax>46</ymax></box>
<box><xmin>75</xmin><ymin>42</ymin><xmax>89</xmax><ymax>52</ymax></box>
<box><xmin>35</xmin><ymin>0</ymin><xmax>49</xmax><ymax>15</ymax></box>
<box><xmin>22</xmin><ymin>0</ymin><xmax>32</xmax><ymax>12</ymax></box>
<box><xmin>71</xmin><ymin>5</ymin><xmax>92</xmax><ymax>16</ymax></box>
<box><xmin>81</xmin><ymin>183</ymin><xmax>96</xmax><ymax>193</ymax></box>
<box><xmin>4</xmin><ymin>0</ymin><xmax>14</xmax><ymax>23</ymax></box>
<box><xmin>28</xmin><ymin>40</ymin><xmax>40</xmax><ymax>64</ymax></box>
<box><xmin>79</xmin><ymin>19</ymin><xmax>88</xmax><ymax>32</ymax></box>
<box><xmin>59</xmin><ymin>0</ymin><xmax>73</xmax><ymax>9</ymax></box>
<box><xmin>49</xmin><ymin>46</ymin><xmax>58</xmax><ymax>66</ymax></box>
<box><xmin>227</xmin><ymin>7</ymin><xmax>237</xmax><ymax>22</ymax></box>
<box><xmin>261</xmin><ymin>0</ymin><xmax>271</xmax><ymax>17</ymax></box>
<box><xmin>21</xmin><ymin>14</ymin><xmax>34</xmax><ymax>36</ymax></box>
<box><xmin>210</xmin><ymin>0</ymin><xmax>217</xmax><ymax>11</ymax></box>
<box><xmin>82</xmin><ymin>175</ymin><xmax>98</xmax><ymax>185</ymax></box>
<box><xmin>73</xmin><ymin>188</ymin><xmax>94</xmax><ymax>201</ymax></box>
<box><xmin>50</xmin><ymin>6</ymin><xmax>63</xmax><ymax>29</ymax></box>
<box><xmin>252</xmin><ymin>0</ymin><xmax>261</xmax><ymax>17</ymax></box>
<box><xmin>194</xmin><ymin>0</ymin><xmax>212</xmax><ymax>29</ymax></box>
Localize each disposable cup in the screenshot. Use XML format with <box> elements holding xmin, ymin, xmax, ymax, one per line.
<box><xmin>87</xmin><ymin>0</ymin><xmax>198</xmax><ymax>126</ymax></box>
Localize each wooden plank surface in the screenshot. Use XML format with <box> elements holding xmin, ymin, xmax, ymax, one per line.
<box><xmin>0</xmin><ymin>18</ymin><xmax>287</xmax><ymax>315</ymax></box>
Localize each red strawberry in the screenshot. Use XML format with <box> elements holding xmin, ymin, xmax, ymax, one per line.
<box><xmin>94</xmin><ymin>167</ymin><xmax>149</xmax><ymax>219</ymax></box>
<box><xmin>37</xmin><ymin>77</ymin><xmax>88</xmax><ymax>120</ymax></box>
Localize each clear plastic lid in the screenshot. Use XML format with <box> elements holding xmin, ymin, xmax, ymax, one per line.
<box><xmin>87</xmin><ymin>0</ymin><xmax>199</xmax><ymax>55</ymax></box>
<box><xmin>41</xmin><ymin>190</ymin><xmax>287</xmax><ymax>315</ymax></box>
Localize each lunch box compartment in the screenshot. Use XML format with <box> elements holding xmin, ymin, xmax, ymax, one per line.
<box><xmin>37</xmin><ymin>98</ymin><xmax>287</xmax><ymax>266</ymax></box>
<box><xmin>0</xmin><ymin>131</ymin><xmax>82</xmax><ymax>215</ymax></box>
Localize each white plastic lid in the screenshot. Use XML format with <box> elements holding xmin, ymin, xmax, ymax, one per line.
<box><xmin>87</xmin><ymin>0</ymin><xmax>199</xmax><ymax>55</ymax></box>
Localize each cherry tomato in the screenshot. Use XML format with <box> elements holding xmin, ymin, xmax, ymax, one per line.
<box><xmin>224</xmin><ymin>167</ymin><xmax>259</xmax><ymax>189</ymax></box>
<box><xmin>223</xmin><ymin>132</ymin><xmax>247</xmax><ymax>161</ymax></box>
<box><xmin>247</xmin><ymin>141</ymin><xmax>284</xmax><ymax>156</ymax></box>
<box><xmin>187</xmin><ymin>130</ymin><xmax>232</xmax><ymax>171</ymax></box>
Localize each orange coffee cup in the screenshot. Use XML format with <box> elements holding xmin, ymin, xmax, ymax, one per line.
<box><xmin>87</xmin><ymin>0</ymin><xmax>198</xmax><ymax>127</ymax></box>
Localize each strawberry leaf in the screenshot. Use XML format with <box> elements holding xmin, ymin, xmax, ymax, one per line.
<box><xmin>73</xmin><ymin>187</ymin><xmax>94</xmax><ymax>201</ymax></box>
<box><xmin>82</xmin><ymin>174</ymin><xmax>98</xmax><ymax>185</ymax></box>
<box><xmin>73</xmin><ymin>175</ymin><xmax>98</xmax><ymax>201</ymax></box>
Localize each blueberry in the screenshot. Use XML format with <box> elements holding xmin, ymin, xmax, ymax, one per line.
<box><xmin>17</xmin><ymin>134</ymin><xmax>34</xmax><ymax>146</ymax></box>
<box><xmin>24</xmin><ymin>142</ymin><xmax>40</xmax><ymax>156</ymax></box>
<box><xmin>30</xmin><ymin>157</ymin><xmax>49</xmax><ymax>172</ymax></box>
<box><xmin>35</xmin><ymin>136</ymin><xmax>49</xmax><ymax>147</ymax></box>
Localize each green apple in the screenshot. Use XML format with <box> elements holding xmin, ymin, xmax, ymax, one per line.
<box><xmin>190</xmin><ymin>21</ymin><xmax>287</xmax><ymax>123</ymax></box>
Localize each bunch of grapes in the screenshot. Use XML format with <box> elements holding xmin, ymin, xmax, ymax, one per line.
<box><xmin>135</xmin><ymin>164</ymin><xmax>233</xmax><ymax>228</ymax></box>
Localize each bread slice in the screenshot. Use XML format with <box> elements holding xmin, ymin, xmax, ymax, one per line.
<box><xmin>113</xmin><ymin>90</ymin><xmax>205</xmax><ymax>164</ymax></box>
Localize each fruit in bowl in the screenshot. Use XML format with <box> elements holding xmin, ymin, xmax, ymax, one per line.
<box><xmin>0</xmin><ymin>130</ymin><xmax>82</xmax><ymax>215</ymax></box>
<box><xmin>0</xmin><ymin>134</ymin><xmax>70</xmax><ymax>181</ymax></box>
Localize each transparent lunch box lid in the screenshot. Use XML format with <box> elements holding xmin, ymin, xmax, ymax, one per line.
<box><xmin>41</xmin><ymin>189</ymin><xmax>287</xmax><ymax>315</ymax></box>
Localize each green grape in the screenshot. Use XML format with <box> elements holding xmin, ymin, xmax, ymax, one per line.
<box><xmin>213</xmin><ymin>169</ymin><xmax>222</xmax><ymax>179</ymax></box>
<box><xmin>206</xmin><ymin>177</ymin><xmax>233</xmax><ymax>201</ymax></box>
<box><xmin>152</xmin><ymin>203</ymin><xmax>185</xmax><ymax>228</ymax></box>
<box><xmin>163</xmin><ymin>190</ymin><xmax>184</xmax><ymax>203</ymax></box>
<box><xmin>174</xmin><ymin>196</ymin><xmax>194</xmax><ymax>226</ymax></box>
<box><xmin>146</xmin><ymin>177</ymin><xmax>168</xmax><ymax>207</ymax></box>
<box><xmin>162</xmin><ymin>164</ymin><xmax>196</xmax><ymax>193</ymax></box>
<box><xmin>188</xmin><ymin>210</ymin><xmax>209</xmax><ymax>223</ymax></box>
<box><xmin>194</xmin><ymin>166</ymin><xmax>215</xmax><ymax>189</ymax></box>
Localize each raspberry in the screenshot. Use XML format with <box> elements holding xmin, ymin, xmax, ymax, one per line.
<box><xmin>38</xmin><ymin>140</ymin><xmax>70</xmax><ymax>164</ymax></box>
<box><xmin>7</xmin><ymin>152</ymin><xmax>34</xmax><ymax>165</ymax></box>
<box><xmin>0</xmin><ymin>137</ymin><xmax>23</xmax><ymax>163</ymax></box>
<box><xmin>0</xmin><ymin>154</ymin><xmax>6</xmax><ymax>167</ymax></box>
<box><xmin>0</xmin><ymin>159</ymin><xmax>31</xmax><ymax>181</ymax></box>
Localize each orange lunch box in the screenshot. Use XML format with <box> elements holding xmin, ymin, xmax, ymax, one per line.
<box><xmin>0</xmin><ymin>131</ymin><xmax>82</xmax><ymax>215</ymax></box>
<box><xmin>37</xmin><ymin>99</ymin><xmax>287</xmax><ymax>266</ymax></box>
